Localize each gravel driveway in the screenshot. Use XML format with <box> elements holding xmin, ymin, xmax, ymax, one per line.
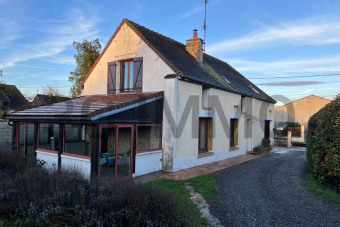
<box><xmin>208</xmin><ymin>150</ymin><xmax>340</xmax><ymax>227</ymax></box>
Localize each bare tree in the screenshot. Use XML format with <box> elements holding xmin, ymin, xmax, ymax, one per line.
<box><xmin>40</xmin><ymin>84</ymin><xmax>64</xmax><ymax>97</ymax></box>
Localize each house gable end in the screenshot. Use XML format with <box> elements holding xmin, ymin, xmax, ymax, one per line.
<box><xmin>82</xmin><ymin>20</ymin><xmax>175</xmax><ymax>96</ymax></box>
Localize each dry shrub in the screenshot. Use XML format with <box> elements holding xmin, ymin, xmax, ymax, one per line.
<box><xmin>0</xmin><ymin>152</ymin><xmax>188</xmax><ymax>226</ymax></box>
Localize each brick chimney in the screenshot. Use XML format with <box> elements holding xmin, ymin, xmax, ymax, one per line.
<box><xmin>186</xmin><ymin>29</ymin><xmax>203</xmax><ymax>63</ymax></box>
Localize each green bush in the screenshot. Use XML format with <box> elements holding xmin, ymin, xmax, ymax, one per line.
<box><xmin>261</xmin><ymin>138</ymin><xmax>271</xmax><ymax>150</ymax></box>
<box><xmin>282</xmin><ymin>126</ymin><xmax>301</xmax><ymax>137</ymax></box>
<box><xmin>253</xmin><ymin>145</ymin><xmax>264</xmax><ymax>153</ymax></box>
<box><xmin>286</xmin><ymin>122</ymin><xmax>301</xmax><ymax>128</ymax></box>
<box><xmin>253</xmin><ymin>138</ymin><xmax>271</xmax><ymax>153</ymax></box>
<box><xmin>306</xmin><ymin>95</ymin><xmax>340</xmax><ymax>188</ymax></box>
<box><xmin>274</xmin><ymin>122</ymin><xmax>301</xmax><ymax>137</ymax></box>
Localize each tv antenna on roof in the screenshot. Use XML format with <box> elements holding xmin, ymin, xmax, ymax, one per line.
<box><xmin>203</xmin><ymin>0</ymin><xmax>208</xmax><ymax>53</ymax></box>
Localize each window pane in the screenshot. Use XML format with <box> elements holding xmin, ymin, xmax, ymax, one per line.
<box><xmin>122</xmin><ymin>62</ymin><xmax>128</xmax><ymax>90</ymax></box>
<box><xmin>18</xmin><ymin>124</ymin><xmax>25</xmax><ymax>157</ymax></box>
<box><xmin>100</xmin><ymin>127</ymin><xmax>116</xmax><ymax>178</ymax></box>
<box><xmin>129</xmin><ymin>62</ymin><xmax>134</xmax><ymax>90</ymax></box>
<box><xmin>137</xmin><ymin>125</ymin><xmax>161</xmax><ymax>152</ymax></box>
<box><xmin>117</xmin><ymin>127</ymin><xmax>131</xmax><ymax>178</ymax></box>
<box><xmin>64</xmin><ymin>125</ymin><xmax>92</xmax><ymax>157</ymax></box>
<box><xmin>26</xmin><ymin>124</ymin><xmax>35</xmax><ymax>158</ymax></box>
<box><xmin>200</xmin><ymin>120</ymin><xmax>206</xmax><ymax>150</ymax></box>
<box><xmin>39</xmin><ymin>123</ymin><xmax>59</xmax><ymax>151</ymax></box>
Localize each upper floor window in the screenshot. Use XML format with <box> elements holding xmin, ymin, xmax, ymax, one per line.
<box><xmin>121</xmin><ymin>60</ymin><xmax>134</xmax><ymax>92</ymax></box>
<box><xmin>107</xmin><ymin>57</ymin><xmax>143</xmax><ymax>94</ymax></box>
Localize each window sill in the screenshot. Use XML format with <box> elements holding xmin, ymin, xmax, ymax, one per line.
<box><xmin>136</xmin><ymin>150</ymin><xmax>162</xmax><ymax>156</ymax></box>
<box><xmin>62</xmin><ymin>153</ymin><xmax>91</xmax><ymax>160</ymax></box>
<box><xmin>229</xmin><ymin>146</ymin><xmax>239</xmax><ymax>152</ymax></box>
<box><xmin>36</xmin><ymin>149</ymin><xmax>58</xmax><ymax>155</ymax></box>
<box><xmin>61</xmin><ymin>154</ymin><xmax>91</xmax><ymax>161</ymax></box>
<box><xmin>197</xmin><ymin>151</ymin><xmax>214</xmax><ymax>158</ymax></box>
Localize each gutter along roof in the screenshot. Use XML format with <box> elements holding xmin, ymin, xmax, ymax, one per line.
<box><xmin>8</xmin><ymin>92</ymin><xmax>163</xmax><ymax>122</ymax></box>
<box><xmin>81</xmin><ymin>19</ymin><xmax>275</xmax><ymax>104</ymax></box>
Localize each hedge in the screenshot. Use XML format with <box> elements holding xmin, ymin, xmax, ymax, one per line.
<box><xmin>306</xmin><ymin>95</ymin><xmax>340</xmax><ymax>188</ymax></box>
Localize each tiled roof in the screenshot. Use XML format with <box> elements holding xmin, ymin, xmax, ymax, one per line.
<box><xmin>0</xmin><ymin>84</ymin><xmax>30</xmax><ymax>110</ymax></box>
<box><xmin>8</xmin><ymin>92</ymin><xmax>163</xmax><ymax>122</ymax></box>
<box><xmin>0</xmin><ymin>91</ymin><xmax>10</xmax><ymax>104</ymax></box>
<box><xmin>126</xmin><ymin>19</ymin><xmax>275</xmax><ymax>103</ymax></box>
<box><xmin>32</xmin><ymin>94</ymin><xmax>71</xmax><ymax>107</ymax></box>
<box><xmin>82</xmin><ymin>19</ymin><xmax>275</xmax><ymax>104</ymax></box>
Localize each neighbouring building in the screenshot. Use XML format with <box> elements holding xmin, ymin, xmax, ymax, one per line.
<box><xmin>0</xmin><ymin>85</ymin><xmax>29</xmax><ymax>152</ymax></box>
<box><xmin>8</xmin><ymin>19</ymin><xmax>275</xmax><ymax>180</ymax></box>
<box><xmin>0</xmin><ymin>84</ymin><xmax>30</xmax><ymax>114</ymax></box>
<box><xmin>31</xmin><ymin>94</ymin><xmax>71</xmax><ymax>107</ymax></box>
<box><xmin>275</xmin><ymin>95</ymin><xmax>331</xmax><ymax>129</ymax></box>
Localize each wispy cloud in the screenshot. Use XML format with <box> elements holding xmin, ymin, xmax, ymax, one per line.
<box><xmin>257</xmin><ymin>81</ymin><xmax>326</xmax><ymax>86</ymax></box>
<box><xmin>47</xmin><ymin>76</ymin><xmax>69</xmax><ymax>81</ymax></box>
<box><xmin>0</xmin><ymin>19</ymin><xmax>22</xmax><ymax>49</ymax></box>
<box><xmin>207</xmin><ymin>16</ymin><xmax>340</xmax><ymax>54</ymax></box>
<box><xmin>0</xmin><ymin>8</ymin><xmax>99</xmax><ymax>69</ymax></box>
<box><xmin>300</xmin><ymin>89</ymin><xmax>314</xmax><ymax>94</ymax></box>
<box><xmin>180</xmin><ymin>6</ymin><xmax>203</xmax><ymax>19</ymax></box>
<box><xmin>178</xmin><ymin>0</ymin><xmax>221</xmax><ymax>20</ymax></box>
<box><xmin>44</xmin><ymin>55</ymin><xmax>76</xmax><ymax>65</ymax></box>
<box><xmin>226</xmin><ymin>57</ymin><xmax>340</xmax><ymax>75</ymax></box>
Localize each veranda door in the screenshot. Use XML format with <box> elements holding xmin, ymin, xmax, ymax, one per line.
<box><xmin>17</xmin><ymin>122</ymin><xmax>35</xmax><ymax>158</ymax></box>
<box><xmin>99</xmin><ymin>125</ymin><xmax>133</xmax><ymax>180</ymax></box>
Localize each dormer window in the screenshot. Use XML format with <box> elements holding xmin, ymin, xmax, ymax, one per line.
<box><xmin>121</xmin><ymin>60</ymin><xmax>134</xmax><ymax>92</ymax></box>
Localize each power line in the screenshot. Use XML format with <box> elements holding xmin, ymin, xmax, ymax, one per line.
<box><xmin>18</xmin><ymin>86</ymin><xmax>71</xmax><ymax>89</ymax></box>
<box><xmin>255</xmin><ymin>81</ymin><xmax>340</xmax><ymax>86</ymax></box>
<box><xmin>248</xmin><ymin>73</ymin><xmax>340</xmax><ymax>80</ymax></box>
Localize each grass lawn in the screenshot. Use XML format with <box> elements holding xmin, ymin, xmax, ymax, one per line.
<box><xmin>147</xmin><ymin>174</ymin><xmax>216</xmax><ymax>227</ymax></box>
<box><xmin>187</xmin><ymin>174</ymin><xmax>216</xmax><ymax>199</ymax></box>
<box><xmin>305</xmin><ymin>173</ymin><xmax>340</xmax><ymax>204</ymax></box>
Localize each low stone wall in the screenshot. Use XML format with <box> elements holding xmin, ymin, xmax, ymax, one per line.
<box><xmin>274</xmin><ymin>138</ymin><xmax>288</xmax><ymax>147</ymax></box>
<box><xmin>0</xmin><ymin>121</ymin><xmax>12</xmax><ymax>152</ymax></box>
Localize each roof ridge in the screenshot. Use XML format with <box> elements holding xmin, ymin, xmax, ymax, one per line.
<box><xmin>124</xmin><ymin>19</ymin><xmax>186</xmax><ymax>48</ymax></box>
<box><xmin>123</xmin><ymin>19</ymin><xmax>184</xmax><ymax>78</ymax></box>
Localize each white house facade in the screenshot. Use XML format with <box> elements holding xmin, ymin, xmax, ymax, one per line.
<box><xmin>8</xmin><ymin>19</ymin><xmax>275</xmax><ymax>180</ymax></box>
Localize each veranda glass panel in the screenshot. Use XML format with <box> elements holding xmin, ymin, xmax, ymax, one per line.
<box><xmin>137</xmin><ymin>125</ymin><xmax>161</xmax><ymax>152</ymax></box>
<box><xmin>26</xmin><ymin>124</ymin><xmax>35</xmax><ymax>158</ymax></box>
<box><xmin>100</xmin><ymin>127</ymin><xmax>116</xmax><ymax>178</ymax></box>
<box><xmin>18</xmin><ymin>124</ymin><xmax>25</xmax><ymax>157</ymax></box>
<box><xmin>117</xmin><ymin>127</ymin><xmax>131</xmax><ymax>179</ymax></box>
<box><xmin>64</xmin><ymin>124</ymin><xmax>92</xmax><ymax>157</ymax></box>
<box><xmin>39</xmin><ymin>123</ymin><xmax>59</xmax><ymax>151</ymax></box>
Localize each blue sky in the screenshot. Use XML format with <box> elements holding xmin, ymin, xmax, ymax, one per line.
<box><xmin>1</xmin><ymin>0</ymin><xmax>339</xmax><ymax>104</ymax></box>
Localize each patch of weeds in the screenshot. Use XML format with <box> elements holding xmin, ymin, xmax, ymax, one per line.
<box><xmin>187</xmin><ymin>174</ymin><xmax>216</xmax><ymax>199</ymax></box>
<box><xmin>305</xmin><ymin>173</ymin><xmax>340</xmax><ymax>204</ymax></box>
<box><xmin>147</xmin><ymin>179</ymin><xmax>207</xmax><ymax>227</ymax></box>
